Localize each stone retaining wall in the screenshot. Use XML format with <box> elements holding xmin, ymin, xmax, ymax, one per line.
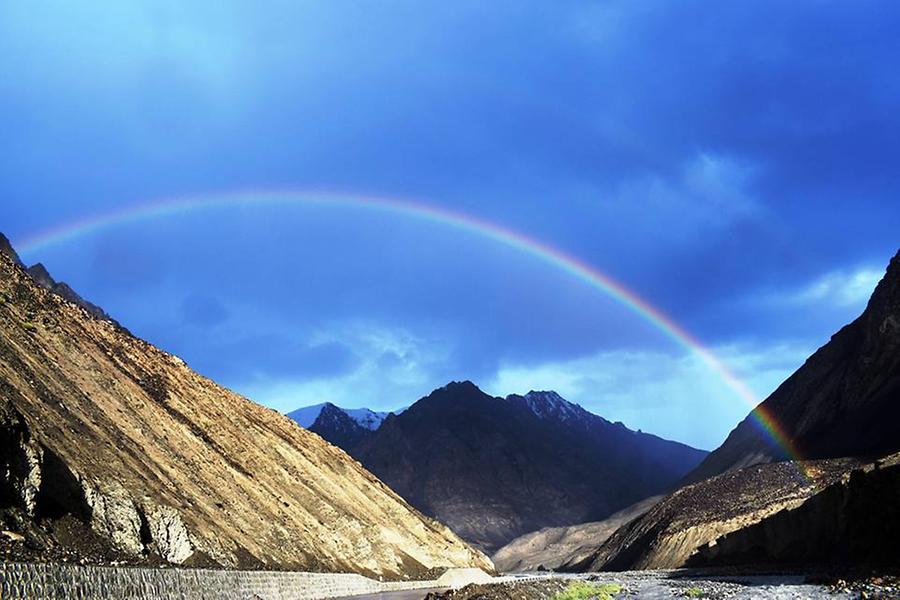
<box><xmin>0</xmin><ymin>562</ymin><xmax>442</xmax><ymax>600</ymax></box>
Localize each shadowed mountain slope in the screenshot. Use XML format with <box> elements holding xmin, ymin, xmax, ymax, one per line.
<box><xmin>354</xmin><ymin>383</ymin><xmax>706</xmax><ymax>552</ymax></box>
<box><xmin>687</xmin><ymin>452</ymin><xmax>900</xmax><ymax>569</ymax></box>
<box><xmin>0</xmin><ymin>244</ymin><xmax>491</xmax><ymax>577</ymax></box>
<box><xmin>685</xmin><ymin>250</ymin><xmax>900</xmax><ymax>484</ymax></box>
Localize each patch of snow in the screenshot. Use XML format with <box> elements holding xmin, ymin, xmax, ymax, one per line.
<box><xmin>521</xmin><ymin>391</ymin><xmax>584</xmax><ymax>421</ymax></box>
<box><xmin>342</xmin><ymin>407</ymin><xmax>390</xmax><ymax>431</ymax></box>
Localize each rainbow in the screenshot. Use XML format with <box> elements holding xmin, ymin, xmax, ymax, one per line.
<box><xmin>14</xmin><ymin>188</ymin><xmax>803</xmax><ymax>464</ymax></box>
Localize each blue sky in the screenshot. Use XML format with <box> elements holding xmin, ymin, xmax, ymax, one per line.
<box><xmin>2</xmin><ymin>1</ymin><xmax>898</xmax><ymax>449</ymax></box>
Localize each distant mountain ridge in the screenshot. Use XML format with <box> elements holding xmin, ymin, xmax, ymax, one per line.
<box><xmin>352</xmin><ymin>381</ymin><xmax>707</xmax><ymax>552</ymax></box>
<box><xmin>287</xmin><ymin>403</ymin><xmax>392</xmax><ymax>451</ymax></box>
<box><xmin>288</xmin><ymin>402</ymin><xmax>390</xmax><ymax>430</ymax></box>
<box><xmin>510</xmin><ymin>390</ymin><xmax>587</xmax><ymax>422</ymax></box>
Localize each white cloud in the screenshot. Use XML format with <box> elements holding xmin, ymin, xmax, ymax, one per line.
<box><xmin>785</xmin><ymin>268</ymin><xmax>882</xmax><ymax>308</ymax></box>
<box><xmin>484</xmin><ymin>342</ymin><xmax>812</xmax><ymax>451</ymax></box>
<box><xmin>238</xmin><ymin>321</ymin><xmax>453</xmax><ymax>414</ymax></box>
<box><xmin>598</xmin><ymin>152</ymin><xmax>763</xmax><ymax>244</ymax></box>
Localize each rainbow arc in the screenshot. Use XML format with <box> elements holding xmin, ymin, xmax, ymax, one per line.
<box><xmin>15</xmin><ymin>189</ymin><xmax>803</xmax><ymax>465</ymax></box>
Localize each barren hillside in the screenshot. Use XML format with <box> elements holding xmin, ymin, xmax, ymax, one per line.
<box><xmin>0</xmin><ymin>247</ymin><xmax>492</xmax><ymax>577</ymax></box>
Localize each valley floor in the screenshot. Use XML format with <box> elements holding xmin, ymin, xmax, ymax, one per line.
<box><xmin>397</xmin><ymin>571</ymin><xmax>899</xmax><ymax>600</ymax></box>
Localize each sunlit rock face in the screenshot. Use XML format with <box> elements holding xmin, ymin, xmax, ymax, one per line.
<box><xmin>0</xmin><ymin>241</ymin><xmax>492</xmax><ymax>577</ymax></box>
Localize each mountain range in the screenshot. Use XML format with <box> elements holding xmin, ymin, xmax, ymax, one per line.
<box><xmin>330</xmin><ymin>384</ymin><xmax>707</xmax><ymax>552</ymax></box>
<box><xmin>7</xmin><ymin>224</ymin><xmax>897</xmax><ymax>577</ymax></box>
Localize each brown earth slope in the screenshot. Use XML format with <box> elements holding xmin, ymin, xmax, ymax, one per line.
<box><xmin>689</xmin><ymin>453</ymin><xmax>900</xmax><ymax>568</ymax></box>
<box><xmin>581</xmin><ymin>457</ymin><xmax>863</xmax><ymax>571</ymax></box>
<box><xmin>0</xmin><ymin>247</ymin><xmax>491</xmax><ymax>577</ymax></box>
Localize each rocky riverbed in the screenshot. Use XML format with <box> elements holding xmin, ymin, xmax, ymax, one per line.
<box><xmin>419</xmin><ymin>571</ymin><xmax>899</xmax><ymax>600</ymax></box>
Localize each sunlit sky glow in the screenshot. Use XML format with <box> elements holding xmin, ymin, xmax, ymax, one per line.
<box><xmin>2</xmin><ymin>1</ymin><xmax>898</xmax><ymax>449</ymax></box>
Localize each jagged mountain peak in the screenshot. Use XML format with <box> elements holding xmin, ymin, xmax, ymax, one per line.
<box><xmin>287</xmin><ymin>402</ymin><xmax>389</xmax><ymax>431</ymax></box>
<box><xmin>25</xmin><ymin>262</ymin><xmax>55</xmax><ymax>287</ymax></box>
<box><xmin>439</xmin><ymin>380</ymin><xmax>483</xmax><ymax>395</ymax></box>
<box><xmin>511</xmin><ymin>390</ymin><xmax>587</xmax><ymax>422</ymax></box>
<box><xmin>0</xmin><ymin>232</ymin><xmax>23</xmax><ymax>266</ymax></box>
<box><xmin>286</xmin><ymin>402</ymin><xmax>392</xmax><ymax>453</ymax></box>
<box><xmin>0</xmin><ymin>233</ymin><xmax>116</xmax><ymax>325</ymax></box>
<box><xmin>354</xmin><ymin>381</ymin><xmax>707</xmax><ymax>552</ymax></box>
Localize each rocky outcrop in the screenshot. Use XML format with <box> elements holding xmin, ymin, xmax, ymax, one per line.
<box><xmin>0</xmin><ymin>233</ymin><xmax>115</xmax><ymax>325</ymax></box>
<box><xmin>689</xmin><ymin>452</ymin><xmax>900</xmax><ymax>568</ymax></box>
<box><xmin>0</xmin><ymin>245</ymin><xmax>492</xmax><ymax>577</ymax></box>
<box><xmin>491</xmin><ymin>496</ymin><xmax>661</xmax><ymax>573</ymax></box>
<box><xmin>0</xmin><ymin>234</ymin><xmax>23</xmax><ymax>267</ymax></box>
<box><xmin>354</xmin><ymin>382</ymin><xmax>706</xmax><ymax>552</ymax></box>
<box><xmin>685</xmin><ymin>250</ymin><xmax>900</xmax><ymax>484</ymax></box>
<box><xmin>25</xmin><ymin>262</ymin><xmax>116</xmax><ymax>324</ymax></box>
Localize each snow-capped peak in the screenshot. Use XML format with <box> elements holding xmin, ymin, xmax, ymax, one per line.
<box><xmin>519</xmin><ymin>390</ymin><xmax>585</xmax><ymax>421</ymax></box>
<box><xmin>341</xmin><ymin>407</ymin><xmax>390</xmax><ymax>431</ymax></box>
<box><xmin>286</xmin><ymin>403</ymin><xmax>390</xmax><ymax>431</ymax></box>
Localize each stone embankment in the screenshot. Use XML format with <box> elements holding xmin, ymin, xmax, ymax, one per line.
<box><xmin>0</xmin><ymin>562</ymin><xmax>464</xmax><ymax>600</ymax></box>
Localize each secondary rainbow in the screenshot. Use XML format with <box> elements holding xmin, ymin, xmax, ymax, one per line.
<box><xmin>15</xmin><ymin>189</ymin><xmax>803</xmax><ymax>463</ymax></box>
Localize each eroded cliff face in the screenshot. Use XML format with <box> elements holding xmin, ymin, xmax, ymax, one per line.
<box><xmin>581</xmin><ymin>458</ymin><xmax>862</xmax><ymax>571</ymax></box>
<box><xmin>689</xmin><ymin>453</ymin><xmax>900</xmax><ymax>568</ymax></box>
<box><xmin>0</xmin><ymin>250</ymin><xmax>492</xmax><ymax>577</ymax></box>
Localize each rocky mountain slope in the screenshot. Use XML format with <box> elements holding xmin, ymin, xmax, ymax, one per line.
<box><xmin>579</xmin><ymin>453</ymin><xmax>897</xmax><ymax>572</ymax></box>
<box><xmin>353</xmin><ymin>383</ymin><xmax>706</xmax><ymax>552</ymax></box>
<box><xmin>288</xmin><ymin>403</ymin><xmax>390</xmax><ymax>452</ymax></box>
<box><xmin>491</xmin><ymin>496</ymin><xmax>661</xmax><ymax>573</ymax></box>
<box><xmin>0</xmin><ymin>243</ymin><xmax>491</xmax><ymax>577</ymax></box>
<box><xmin>0</xmin><ymin>233</ymin><xmax>115</xmax><ymax>324</ymax></box>
<box><xmin>563</xmin><ymin>251</ymin><xmax>900</xmax><ymax>572</ymax></box>
<box><xmin>580</xmin><ymin>457</ymin><xmax>862</xmax><ymax>571</ymax></box>
<box><xmin>688</xmin><ymin>452</ymin><xmax>900</xmax><ymax>569</ymax></box>
<box><xmin>685</xmin><ymin>250</ymin><xmax>900</xmax><ymax>484</ymax></box>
